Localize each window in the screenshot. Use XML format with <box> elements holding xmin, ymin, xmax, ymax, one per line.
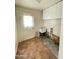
<box><xmin>23</xmin><ymin>15</ymin><xmax>34</xmax><ymax>28</ymax></box>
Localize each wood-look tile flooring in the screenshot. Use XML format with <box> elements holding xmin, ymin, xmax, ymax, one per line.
<box><xmin>16</xmin><ymin>37</ymin><xmax>57</xmax><ymax>59</ymax></box>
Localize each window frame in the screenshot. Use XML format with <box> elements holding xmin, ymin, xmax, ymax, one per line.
<box><xmin>23</xmin><ymin>15</ymin><xmax>34</xmax><ymax>28</ymax></box>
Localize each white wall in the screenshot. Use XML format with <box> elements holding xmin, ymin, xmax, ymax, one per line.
<box><xmin>58</xmin><ymin>19</ymin><xmax>63</xmax><ymax>59</ymax></box>
<box><xmin>43</xmin><ymin>1</ymin><xmax>62</xmax><ymax>19</ymax></box>
<box><xmin>43</xmin><ymin>1</ymin><xmax>62</xmax><ymax>36</ymax></box>
<box><xmin>44</xmin><ymin>19</ymin><xmax>61</xmax><ymax>36</ymax></box>
<box><xmin>15</xmin><ymin>19</ymin><xmax>18</xmax><ymax>53</ymax></box>
<box><xmin>15</xmin><ymin>5</ymin><xmax>43</xmax><ymax>42</ymax></box>
<box><xmin>43</xmin><ymin>1</ymin><xmax>63</xmax><ymax>59</ymax></box>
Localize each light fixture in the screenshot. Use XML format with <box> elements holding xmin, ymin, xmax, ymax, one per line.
<box><xmin>36</xmin><ymin>0</ymin><xmax>42</xmax><ymax>3</ymax></box>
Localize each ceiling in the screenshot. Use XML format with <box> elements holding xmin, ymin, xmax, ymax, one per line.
<box><xmin>15</xmin><ymin>0</ymin><xmax>62</xmax><ymax>10</ymax></box>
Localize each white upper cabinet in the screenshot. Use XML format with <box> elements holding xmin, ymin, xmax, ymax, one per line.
<box><xmin>43</xmin><ymin>1</ymin><xmax>62</xmax><ymax>20</ymax></box>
